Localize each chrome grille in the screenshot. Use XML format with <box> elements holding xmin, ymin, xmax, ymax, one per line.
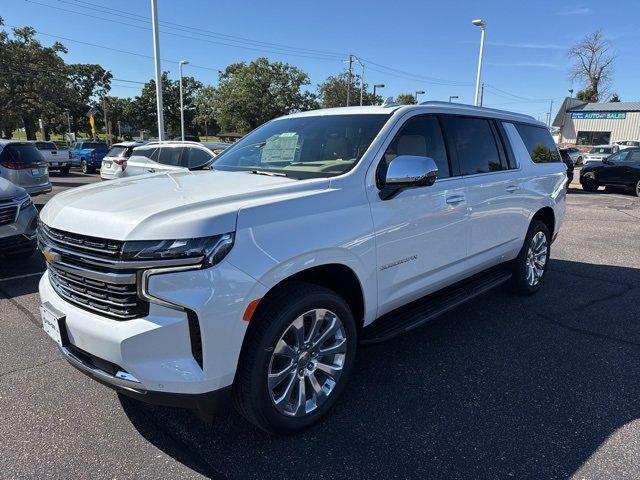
<box><xmin>38</xmin><ymin>222</ymin><xmax>148</xmax><ymax>320</ymax></box>
<box><xmin>0</xmin><ymin>203</ymin><xmax>18</xmax><ymax>226</ymax></box>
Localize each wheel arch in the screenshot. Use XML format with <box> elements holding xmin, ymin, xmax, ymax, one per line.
<box><xmin>531</xmin><ymin>206</ymin><xmax>555</xmax><ymax>237</ymax></box>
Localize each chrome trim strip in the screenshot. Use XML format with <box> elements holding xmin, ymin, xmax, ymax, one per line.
<box><xmin>138</xmin><ymin>264</ymin><xmax>202</xmax><ymax>311</ymax></box>
<box><xmin>49</xmin><ymin>275</ymin><xmax>138</xmax><ymax>309</ymax></box>
<box><xmin>51</xmin><ymin>261</ymin><xmax>136</xmax><ymax>285</ymax></box>
<box><xmin>60</xmin><ymin>346</ymin><xmax>145</xmax><ymax>393</ymax></box>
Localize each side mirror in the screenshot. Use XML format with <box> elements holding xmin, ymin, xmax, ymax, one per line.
<box><xmin>380</xmin><ymin>155</ymin><xmax>438</xmax><ymax>199</ymax></box>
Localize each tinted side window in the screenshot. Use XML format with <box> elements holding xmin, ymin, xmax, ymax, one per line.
<box><xmin>185</xmin><ymin>147</ymin><xmax>213</xmax><ymax>169</ymax></box>
<box><xmin>441</xmin><ymin>116</ymin><xmax>504</xmax><ymax>175</ymax></box>
<box><xmin>135</xmin><ymin>147</ymin><xmax>158</xmax><ymax>160</ymax></box>
<box><xmin>515</xmin><ymin>124</ymin><xmax>561</xmax><ymax>163</ymax></box>
<box><xmin>381</xmin><ymin>116</ymin><xmax>450</xmax><ymax>180</ymax></box>
<box><xmin>627</xmin><ymin>150</ymin><xmax>640</xmax><ymax>163</ymax></box>
<box><xmin>157</xmin><ymin>147</ymin><xmax>184</xmax><ymax>167</ymax></box>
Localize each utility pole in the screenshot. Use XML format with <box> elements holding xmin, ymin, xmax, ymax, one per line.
<box><xmin>346</xmin><ymin>54</ymin><xmax>353</xmax><ymax>107</ymax></box>
<box><xmin>117</xmin><ymin>120</ymin><xmax>122</xmax><ymax>139</ymax></box>
<box><xmin>479</xmin><ymin>82</ymin><xmax>485</xmax><ymax>107</ymax></box>
<box><xmin>547</xmin><ymin>99</ymin><xmax>554</xmax><ymax>127</ymax></box>
<box><xmin>151</xmin><ymin>0</ymin><xmax>165</xmax><ymax>141</ymax></box>
<box><xmin>101</xmin><ymin>70</ymin><xmax>111</xmax><ymax>146</ymax></box>
<box><xmin>356</xmin><ymin>57</ymin><xmax>365</xmax><ymax>106</ymax></box>
<box><xmin>179</xmin><ymin>60</ymin><xmax>189</xmax><ymax>141</ymax></box>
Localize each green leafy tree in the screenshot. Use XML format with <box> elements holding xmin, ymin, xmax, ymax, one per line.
<box><xmin>192</xmin><ymin>85</ymin><xmax>219</xmax><ymax>137</ymax></box>
<box><xmin>0</xmin><ymin>19</ymin><xmax>68</xmax><ymax>139</ymax></box>
<box><xmin>396</xmin><ymin>93</ymin><xmax>417</xmax><ymax>105</ymax></box>
<box><xmin>63</xmin><ymin>63</ymin><xmax>112</xmax><ymax>136</ymax></box>
<box><xmin>576</xmin><ymin>87</ymin><xmax>597</xmax><ymax>102</ymax></box>
<box><xmin>129</xmin><ymin>72</ymin><xmax>202</xmax><ymax>137</ymax></box>
<box><xmin>212</xmin><ymin>57</ymin><xmax>317</xmax><ymax>133</ymax></box>
<box><xmin>317</xmin><ymin>72</ymin><xmax>381</xmax><ymax>108</ymax></box>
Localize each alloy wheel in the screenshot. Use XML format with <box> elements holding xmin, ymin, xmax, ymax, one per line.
<box><xmin>267</xmin><ymin>308</ymin><xmax>347</xmax><ymax>417</ymax></box>
<box><xmin>525</xmin><ymin>231</ymin><xmax>548</xmax><ymax>286</ymax></box>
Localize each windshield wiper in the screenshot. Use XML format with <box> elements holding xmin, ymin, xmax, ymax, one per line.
<box><xmin>250</xmin><ymin>170</ymin><xmax>288</xmax><ymax>177</ymax></box>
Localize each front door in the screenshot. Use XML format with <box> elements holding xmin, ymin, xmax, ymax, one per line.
<box><xmin>369</xmin><ymin>115</ymin><xmax>469</xmax><ymax>315</ymax></box>
<box><xmin>598</xmin><ymin>150</ymin><xmax>630</xmax><ymax>185</ymax></box>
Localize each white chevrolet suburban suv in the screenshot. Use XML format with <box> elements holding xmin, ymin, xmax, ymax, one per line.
<box><xmin>38</xmin><ymin>102</ymin><xmax>566</xmax><ymax>433</ymax></box>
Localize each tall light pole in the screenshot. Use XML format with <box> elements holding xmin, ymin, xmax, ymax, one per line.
<box><xmin>101</xmin><ymin>70</ymin><xmax>111</xmax><ymax>146</ymax></box>
<box><xmin>449</xmin><ymin>95</ymin><xmax>459</xmax><ymax>102</ymax></box>
<box><xmin>179</xmin><ymin>60</ymin><xmax>189</xmax><ymax>141</ymax></box>
<box><xmin>472</xmin><ymin>18</ymin><xmax>487</xmax><ymax>107</ymax></box>
<box><xmin>373</xmin><ymin>84</ymin><xmax>384</xmax><ymax>104</ymax></box>
<box><xmin>415</xmin><ymin>90</ymin><xmax>425</xmax><ymax>104</ymax></box>
<box><xmin>151</xmin><ymin>0</ymin><xmax>165</xmax><ymax>141</ymax></box>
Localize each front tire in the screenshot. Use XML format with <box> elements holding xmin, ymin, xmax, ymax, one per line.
<box><xmin>233</xmin><ymin>282</ymin><xmax>357</xmax><ymax>434</ymax></box>
<box><xmin>510</xmin><ymin>220</ymin><xmax>551</xmax><ymax>295</ymax></box>
<box><xmin>580</xmin><ymin>171</ymin><xmax>599</xmax><ymax>192</ymax></box>
<box><xmin>635</xmin><ymin>180</ymin><xmax>640</xmax><ymax>197</ymax></box>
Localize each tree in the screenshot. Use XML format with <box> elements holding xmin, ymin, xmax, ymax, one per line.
<box><xmin>212</xmin><ymin>57</ymin><xmax>317</xmax><ymax>133</ymax></box>
<box><xmin>396</xmin><ymin>93</ymin><xmax>417</xmax><ymax>105</ymax></box>
<box><xmin>609</xmin><ymin>93</ymin><xmax>621</xmax><ymax>102</ymax></box>
<box><xmin>128</xmin><ymin>72</ymin><xmax>202</xmax><ymax>137</ymax></box>
<box><xmin>576</xmin><ymin>87</ymin><xmax>597</xmax><ymax>102</ymax></box>
<box><xmin>317</xmin><ymin>72</ymin><xmax>381</xmax><ymax>108</ymax></box>
<box><xmin>568</xmin><ymin>30</ymin><xmax>615</xmax><ymax>102</ymax></box>
<box><xmin>63</xmin><ymin>63</ymin><xmax>112</xmax><ymax>136</ymax></box>
<box><xmin>192</xmin><ymin>85</ymin><xmax>219</xmax><ymax>137</ymax></box>
<box><xmin>0</xmin><ymin>19</ymin><xmax>69</xmax><ymax>139</ymax></box>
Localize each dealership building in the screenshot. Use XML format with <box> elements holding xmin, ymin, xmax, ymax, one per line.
<box><xmin>553</xmin><ymin>98</ymin><xmax>640</xmax><ymax>146</ymax></box>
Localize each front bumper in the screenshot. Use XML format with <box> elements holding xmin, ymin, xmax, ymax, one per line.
<box><xmin>38</xmin><ymin>260</ymin><xmax>265</xmax><ymax>406</ymax></box>
<box><xmin>0</xmin><ymin>204</ymin><xmax>38</xmax><ymax>254</ymax></box>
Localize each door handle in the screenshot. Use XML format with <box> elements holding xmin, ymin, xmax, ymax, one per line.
<box><xmin>147</xmin><ymin>169</ymin><xmax>156</xmax><ymax>173</ymax></box>
<box><xmin>506</xmin><ymin>185</ymin><xmax>519</xmax><ymax>193</ymax></box>
<box><xmin>445</xmin><ymin>195</ymin><xmax>465</xmax><ymax>205</ymax></box>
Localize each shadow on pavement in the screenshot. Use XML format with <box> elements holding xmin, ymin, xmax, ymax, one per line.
<box><xmin>119</xmin><ymin>259</ymin><xmax>640</xmax><ymax>479</ymax></box>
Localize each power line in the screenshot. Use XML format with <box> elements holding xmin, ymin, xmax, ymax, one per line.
<box><xmin>7</xmin><ymin>25</ymin><xmax>223</xmax><ymax>72</ymax></box>
<box><xmin>63</xmin><ymin>0</ymin><xmax>347</xmax><ymax>59</ymax></box>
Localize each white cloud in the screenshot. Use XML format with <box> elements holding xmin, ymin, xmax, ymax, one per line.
<box><xmin>556</xmin><ymin>7</ymin><xmax>593</xmax><ymax>15</ymax></box>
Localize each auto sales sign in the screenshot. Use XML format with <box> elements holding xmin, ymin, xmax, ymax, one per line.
<box><xmin>571</xmin><ymin>112</ymin><xmax>627</xmax><ymax>120</ymax></box>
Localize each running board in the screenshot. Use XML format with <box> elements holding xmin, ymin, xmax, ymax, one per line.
<box><xmin>361</xmin><ymin>268</ymin><xmax>513</xmax><ymax>344</ymax></box>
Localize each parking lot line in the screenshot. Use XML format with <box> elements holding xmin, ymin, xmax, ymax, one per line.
<box><xmin>0</xmin><ymin>272</ymin><xmax>45</xmax><ymax>283</ymax></box>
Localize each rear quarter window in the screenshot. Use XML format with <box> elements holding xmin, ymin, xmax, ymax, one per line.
<box><xmin>515</xmin><ymin>124</ymin><xmax>561</xmax><ymax>163</ymax></box>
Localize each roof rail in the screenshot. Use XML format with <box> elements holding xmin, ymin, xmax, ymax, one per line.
<box><xmin>418</xmin><ymin>100</ymin><xmax>538</xmax><ymax>122</ymax></box>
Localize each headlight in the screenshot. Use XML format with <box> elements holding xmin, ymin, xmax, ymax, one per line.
<box><xmin>121</xmin><ymin>233</ymin><xmax>234</xmax><ymax>267</ymax></box>
<box><xmin>17</xmin><ymin>194</ymin><xmax>33</xmax><ymax>210</ymax></box>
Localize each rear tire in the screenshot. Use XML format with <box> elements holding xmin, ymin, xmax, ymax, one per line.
<box><xmin>509</xmin><ymin>220</ymin><xmax>551</xmax><ymax>295</ymax></box>
<box><xmin>80</xmin><ymin>160</ymin><xmax>94</xmax><ymax>174</ymax></box>
<box><xmin>233</xmin><ymin>281</ymin><xmax>357</xmax><ymax>434</ymax></box>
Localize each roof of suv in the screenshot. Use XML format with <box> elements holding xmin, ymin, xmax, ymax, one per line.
<box><xmin>284</xmin><ymin>102</ymin><xmax>542</xmax><ymax>126</ymax></box>
<box><xmin>110</xmin><ymin>141</ymin><xmax>147</xmax><ymax>148</ymax></box>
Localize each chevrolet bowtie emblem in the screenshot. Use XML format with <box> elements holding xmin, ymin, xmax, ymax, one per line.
<box><xmin>42</xmin><ymin>248</ymin><xmax>61</xmax><ymax>264</ymax></box>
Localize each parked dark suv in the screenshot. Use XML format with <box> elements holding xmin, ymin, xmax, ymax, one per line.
<box><xmin>580</xmin><ymin>147</ymin><xmax>640</xmax><ymax>196</ymax></box>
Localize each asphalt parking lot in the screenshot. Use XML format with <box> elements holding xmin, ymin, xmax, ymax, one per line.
<box><xmin>1</xmin><ymin>172</ymin><xmax>639</xmax><ymax>479</ymax></box>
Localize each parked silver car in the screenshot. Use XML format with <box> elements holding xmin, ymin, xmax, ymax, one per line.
<box><xmin>0</xmin><ymin>140</ymin><xmax>52</xmax><ymax>196</ymax></box>
<box><xmin>0</xmin><ymin>177</ymin><xmax>38</xmax><ymax>259</ymax></box>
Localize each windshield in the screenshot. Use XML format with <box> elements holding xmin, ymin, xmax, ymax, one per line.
<box><xmin>589</xmin><ymin>147</ymin><xmax>612</xmax><ymax>154</ymax></box>
<box><xmin>106</xmin><ymin>146</ymin><xmax>130</xmax><ymax>158</ymax></box>
<box><xmin>213</xmin><ymin>114</ymin><xmax>391</xmax><ymax>179</ymax></box>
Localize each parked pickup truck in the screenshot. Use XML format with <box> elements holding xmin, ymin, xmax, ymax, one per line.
<box><xmin>38</xmin><ymin>102</ymin><xmax>566</xmax><ymax>434</ymax></box>
<box><xmin>35</xmin><ymin>141</ymin><xmax>70</xmax><ymax>175</ymax></box>
<box><xmin>70</xmin><ymin>141</ymin><xmax>108</xmax><ymax>174</ymax></box>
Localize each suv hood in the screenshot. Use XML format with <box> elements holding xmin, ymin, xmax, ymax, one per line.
<box><xmin>0</xmin><ymin>177</ymin><xmax>26</xmax><ymax>200</ymax></box>
<box><xmin>40</xmin><ymin>169</ymin><xmax>329</xmax><ymax>240</ymax></box>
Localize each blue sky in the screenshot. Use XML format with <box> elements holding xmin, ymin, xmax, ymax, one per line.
<box><xmin>4</xmin><ymin>0</ymin><xmax>640</xmax><ymax>121</ymax></box>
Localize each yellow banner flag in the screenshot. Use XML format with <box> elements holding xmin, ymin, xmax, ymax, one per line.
<box><xmin>88</xmin><ymin>114</ymin><xmax>97</xmax><ymax>136</ymax></box>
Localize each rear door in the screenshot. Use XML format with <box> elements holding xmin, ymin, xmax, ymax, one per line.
<box><xmin>596</xmin><ymin>150</ymin><xmax>629</xmax><ymax>184</ymax></box>
<box><xmin>440</xmin><ymin>115</ymin><xmax>526</xmax><ymax>262</ymax></box>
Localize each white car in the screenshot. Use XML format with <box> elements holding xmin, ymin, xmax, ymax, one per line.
<box><xmin>38</xmin><ymin>102</ymin><xmax>566</xmax><ymax>433</ymax></box>
<box><xmin>99</xmin><ymin>141</ymin><xmax>147</xmax><ymax>180</ymax></box>
<box><xmin>583</xmin><ymin>145</ymin><xmax>619</xmax><ymax>165</ymax></box>
<box><xmin>614</xmin><ymin>140</ymin><xmax>640</xmax><ymax>150</ymax></box>
<box><xmin>34</xmin><ymin>141</ymin><xmax>70</xmax><ymax>175</ymax></box>
<box><xmin>100</xmin><ymin>141</ymin><xmax>215</xmax><ymax>180</ymax></box>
